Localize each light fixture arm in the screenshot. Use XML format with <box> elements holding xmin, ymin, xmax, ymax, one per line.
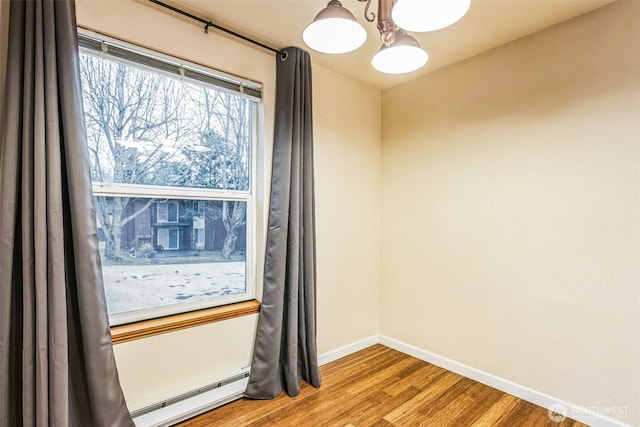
<box><xmin>357</xmin><ymin>0</ymin><xmax>376</xmax><ymax>23</ymax></box>
<box><xmin>377</xmin><ymin>0</ymin><xmax>396</xmax><ymax>46</ymax></box>
<box><xmin>356</xmin><ymin>0</ymin><xmax>397</xmax><ymax>45</ymax></box>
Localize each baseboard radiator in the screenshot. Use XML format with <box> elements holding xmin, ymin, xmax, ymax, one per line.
<box><xmin>132</xmin><ymin>368</ymin><xmax>250</xmax><ymax>427</ymax></box>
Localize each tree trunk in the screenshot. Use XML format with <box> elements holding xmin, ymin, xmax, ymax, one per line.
<box><xmin>112</xmin><ymin>223</ymin><xmax>123</xmax><ymax>260</ymax></box>
<box><xmin>104</xmin><ymin>235</ymin><xmax>116</xmax><ymax>258</ymax></box>
<box><xmin>221</xmin><ymin>200</ymin><xmax>245</xmax><ymax>260</ymax></box>
<box><xmin>221</xmin><ymin>229</ymin><xmax>237</xmax><ymax>260</ymax></box>
<box><xmin>111</xmin><ymin>197</ymin><xmax>124</xmax><ymax>259</ymax></box>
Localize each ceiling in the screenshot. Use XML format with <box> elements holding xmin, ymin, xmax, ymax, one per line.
<box><xmin>154</xmin><ymin>0</ymin><xmax>617</xmax><ymax>90</ymax></box>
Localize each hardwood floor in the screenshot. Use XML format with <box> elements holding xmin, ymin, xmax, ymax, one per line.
<box><xmin>176</xmin><ymin>344</ymin><xmax>586</xmax><ymax>427</ymax></box>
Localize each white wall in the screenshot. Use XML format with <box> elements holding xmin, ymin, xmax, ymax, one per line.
<box><xmin>75</xmin><ymin>0</ymin><xmax>381</xmax><ymax>411</ymax></box>
<box><xmin>380</xmin><ymin>2</ymin><xmax>640</xmax><ymax>425</ymax></box>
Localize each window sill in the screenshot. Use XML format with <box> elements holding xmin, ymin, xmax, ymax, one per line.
<box><xmin>110</xmin><ymin>299</ymin><xmax>261</xmax><ymax>344</ymax></box>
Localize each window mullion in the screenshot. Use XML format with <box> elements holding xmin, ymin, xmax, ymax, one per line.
<box><xmin>93</xmin><ymin>182</ymin><xmax>250</xmax><ymax>201</ymax></box>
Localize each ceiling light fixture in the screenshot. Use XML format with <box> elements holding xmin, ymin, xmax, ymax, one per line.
<box><xmin>303</xmin><ymin>0</ymin><xmax>471</xmax><ymax>74</ymax></box>
<box><xmin>303</xmin><ymin>0</ymin><xmax>367</xmax><ymax>54</ymax></box>
<box><xmin>393</xmin><ymin>0</ymin><xmax>471</xmax><ymax>32</ymax></box>
<box><xmin>371</xmin><ymin>29</ymin><xmax>428</xmax><ymax>74</ymax></box>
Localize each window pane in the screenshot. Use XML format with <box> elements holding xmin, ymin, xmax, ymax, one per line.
<box><xmin>95</xmin><ymin>196</ymin><xmax>248</xmax><ymax>317</ymax></box>
<box><xmin>168</xmin><ymin>203</ymin><xmax>178</xmax><ymax>222</ymax></box>
<box><xmin>157</xmin><ymin>203</ymin><xmax>168</xmax><ymax>223</ymax></box>
<box><xmin>157</xmin><ymin>228</ymin><xmax>168</xmax><ymax>248</ymax></box>
<box><xmin>168</xmin><ymin>229</ymin><xmax>178</xmax><ymax>249</ymax></box>
<box><xmin>80</xmin><ymin>51</ymin><xmax>252</xmax><ymax>191</ymax></box>
<box><xmin>80</xmin><ymin>38</ymin><xmax>257</xmax><ymax>324</ymax></box>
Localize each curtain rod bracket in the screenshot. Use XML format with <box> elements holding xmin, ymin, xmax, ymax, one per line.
<box><xmin>204</xmin><ymin>21</ymin><xmax>214</xmax><ymax>34</ymax></box>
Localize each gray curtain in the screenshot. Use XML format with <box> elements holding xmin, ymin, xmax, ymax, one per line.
<box><xmin>245</xmin><ymin>47</ymin><xmax>321</xmax><ymax>399</ymax></box>
<box><xmin>0</xmin><ymin>1</ymin><xmax>134</xmax><ymax>426</ymax></box>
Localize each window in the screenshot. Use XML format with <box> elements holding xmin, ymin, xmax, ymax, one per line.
<box><xmin>157</xmin><ymin>202</ymin><xmax>178</xmax><ymax>223</ymax></box>
<box><xmin>79</xmin><ymin>31</ymin><xmax>260</xmax><ymax>326</ymax></box>
<box><xmin>157</xmin><ymin>228</ymin><xmax>179</xmax><ymax>250</ymax></box>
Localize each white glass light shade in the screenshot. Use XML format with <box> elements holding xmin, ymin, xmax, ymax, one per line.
<box><xmin>392</xmin><ymin>0</ymin><xmax>471</xmax><ymax>32</ymax></box>
<box><xmin>371</xmin><ymin>31</ymin><xmax>428</xmax><ymax>74</ymax></box>
<box><xmin>303</xmin><ymin>1</ymin><xmax>367</xmax><ymax>54</ymax></box>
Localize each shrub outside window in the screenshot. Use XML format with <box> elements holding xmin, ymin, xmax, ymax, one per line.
<box><xmin>79</xmin><ymin>32</ymin><xmax>261</xmax><ymax>325</ymax></box>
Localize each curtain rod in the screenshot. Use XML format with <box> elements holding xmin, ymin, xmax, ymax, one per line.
<box><xmin>148</xmin><ymin>0</ymin><xmax>282</xmax><ymax>55</ymax></box>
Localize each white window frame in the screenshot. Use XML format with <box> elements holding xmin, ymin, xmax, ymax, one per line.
<box><xmin>79</xmin><ymin>29</ymin><xmax>260</xmax><ymax>326</ymax></box>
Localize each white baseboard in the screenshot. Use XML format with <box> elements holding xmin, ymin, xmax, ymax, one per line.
<box><xmin>379</xmin><ymin>335</ymin><xmax>632</xmax><ymax>427</ymax></box>
<box><xmin>318</xmin><ymin>335</ymin><xmax>379</xmax><ymax>366</ymax></box>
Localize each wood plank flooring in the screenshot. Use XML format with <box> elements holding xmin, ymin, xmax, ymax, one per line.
<box><xmin>176</xmin><ymin>344</ymin><xmax>586</xmax><ymax>427</ymax></box>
